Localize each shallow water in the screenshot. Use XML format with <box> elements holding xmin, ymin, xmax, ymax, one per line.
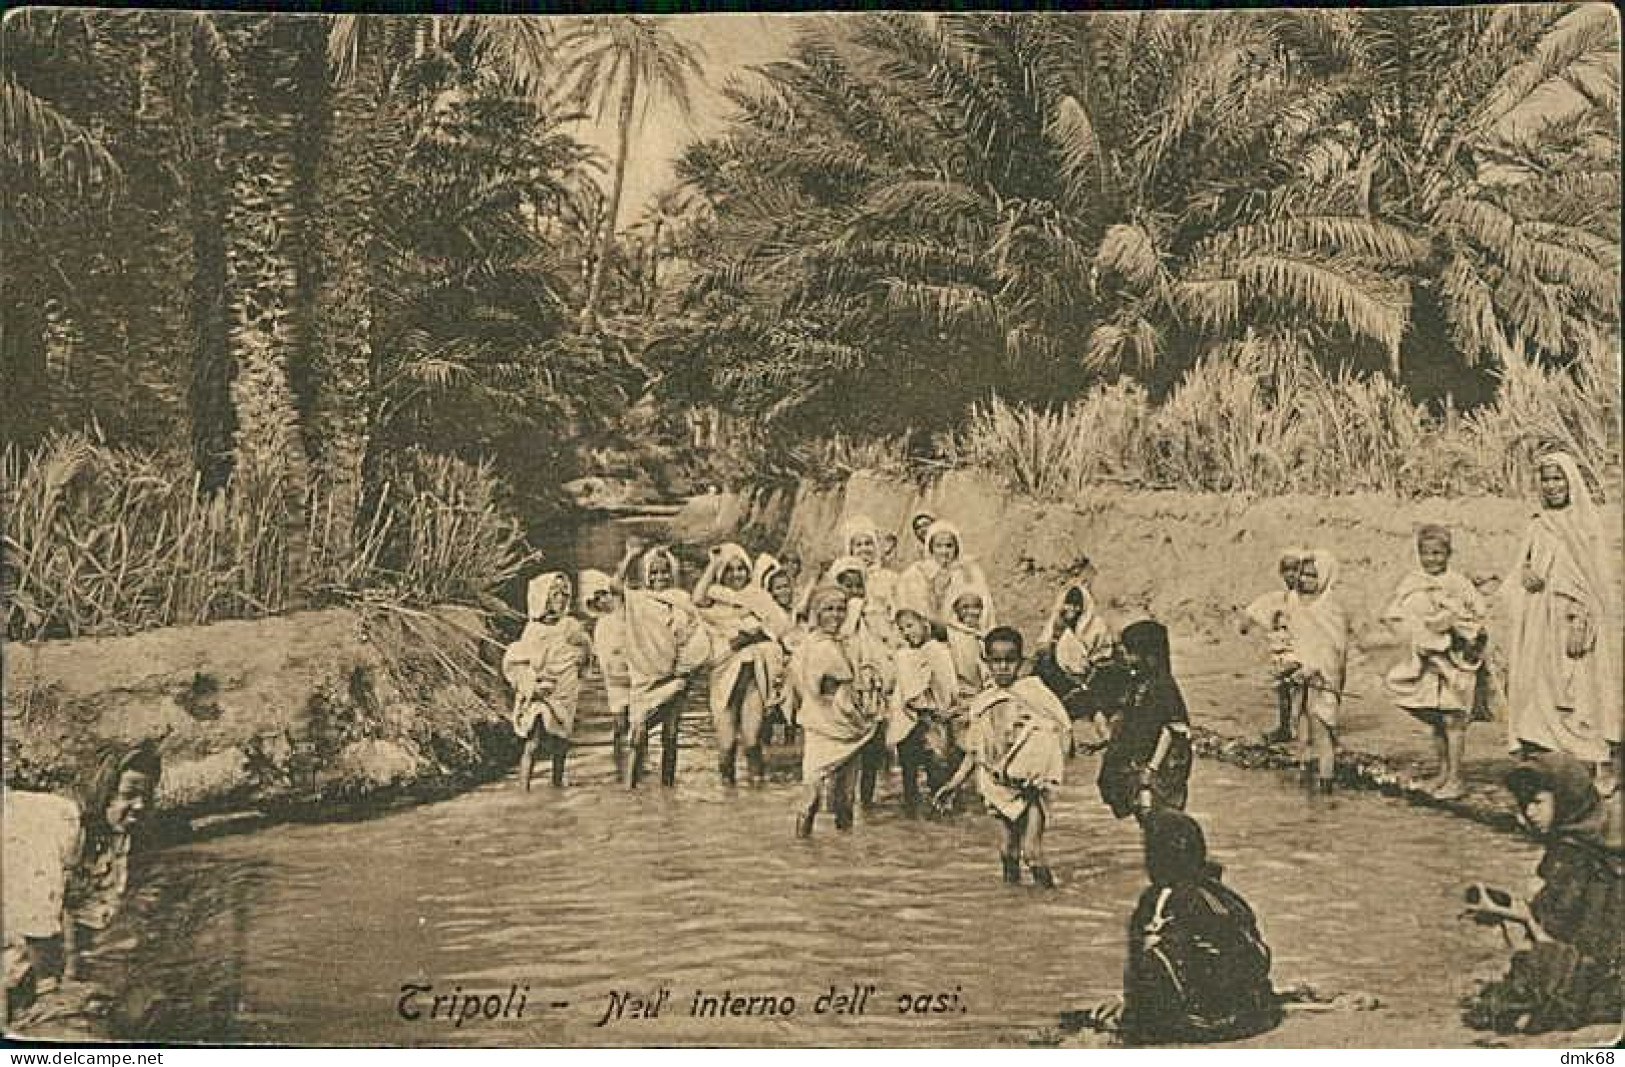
<box><xmin>78</xmin><ymin>514</ymin><xmax>1546</xmax><ymax>1046</ymax></box>
<box><xmin>98</xmin><ymin>691</ymin><xmax>1540</xmax><ymax>1046</ymax></box>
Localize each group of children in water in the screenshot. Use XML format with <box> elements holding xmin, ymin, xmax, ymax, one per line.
<box><xmin>500</xmin><ymin>511</ymin><xmax>1209</xmax><ymax>892</ymax></box>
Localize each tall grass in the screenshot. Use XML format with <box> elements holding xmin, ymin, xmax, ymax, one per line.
<box><xmin>2</xmin><ymin>435</ymin><xmax>534</xmax><ymax>641</ymax></box>
<box><xmin>956</xmin><ymin>341</ymin><xmax>1621</xmax><ymax>501</ymax></box>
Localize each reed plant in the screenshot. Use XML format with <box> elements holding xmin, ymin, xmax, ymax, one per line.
<box><xmin>953</xmin><ymin>342</ymin><xmax>1621</xmax><ymax>502</ymax></box>
<box><xmin>2</xmin><ymin>435</ymin><xmax>534</xmax><ymax>642</ymax></box>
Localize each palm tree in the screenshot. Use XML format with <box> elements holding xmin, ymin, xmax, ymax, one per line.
<box><xmin>559</xmin><ymin>16</ymin><xmax>706</xmax><ymax>334</ymax></box>
<box><xmin>633</xmin><ymin>184</ymin><xmax>703</xmax><ymax>315</ymax></box>
<box><xmin>317</xmin><ymin>14</ymin><xmax>567</xmax><ymax>532</ymax></box>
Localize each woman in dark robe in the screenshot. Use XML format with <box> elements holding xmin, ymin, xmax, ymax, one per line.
<box><xmin>1120</xmin><ymin>810</ymin><xmax>1281</xmax><ymax>1045</ymax></box>
<box><xmin>1098</xmin><ymin>620</ymin><xmax>1193</xmax><ymax>820</ymax></box>
<box><xmin>1463</xmin><ymin>753</ymin><xmax>1622</xmax><ymax>1035</ymax></box>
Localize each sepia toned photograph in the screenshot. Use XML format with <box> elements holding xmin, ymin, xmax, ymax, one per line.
<box><xmin>2</xmin><ymin>6</ymin><xmax>1621</xmax><ymax>1051</ymax></box>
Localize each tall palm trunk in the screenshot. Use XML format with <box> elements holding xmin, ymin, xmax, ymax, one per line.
<box><xmin>311</xmin><ymin>25</ymin><xmax>401</xmax><ymax>547</ymax></box>
<box><xmin>215</xmin><ymin>14</ymin><xmax>310</xmax><ymax>560</ymax></box>
<box><xmin>187</xmin><ymin>17</ymin><xmax>235</xmax><ymax>490</ymax></box>
<box><xmin>580</xmin><ymin>61</ymin><xmax>638</xmax><ymax>334</ymax></box>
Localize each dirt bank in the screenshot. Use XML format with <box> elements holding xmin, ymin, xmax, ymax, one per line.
<box><xmin>737</xmin><ymin>469</ymin><xmax>1623</xmax><ymax>829</ymax></box>
<box><xmin>3</xmin><ymin>603</ymin><xmax>514</xmax><ymax>835</ymax></box>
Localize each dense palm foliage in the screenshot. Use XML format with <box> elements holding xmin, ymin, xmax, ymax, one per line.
<box><xmin>1</xmin><ymin>12</ymin><xmax>677</xmax><ymax>637</ymax></box>
<box><xmin>665</xmin><ymin>7</ymin><xmax>1619</xmax><ymax>441</ymax></box>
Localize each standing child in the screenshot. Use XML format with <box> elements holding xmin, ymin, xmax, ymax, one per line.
<box><xmin>936</xmin><ymin>627</ymin><xmax>1073</xmax><ymax>888</ymax></box>
<box><xmin>888</xmin><ymin>606</ymin><xmax>961</xmax><ymax>813</ymax></box>
<box><xmin>620</xmin><ymin>542</ymin><xmax>711</xmax><ymax>789</ymax></box>
<box><xmin>830</xmin><ymin>556</ymin><xmax>896</xmax><ymax>807</ymax></box>
<box><xmin>1286</xmin><ymin>550</ymin><xmax>1351</xmax><ymax>795</ymax></box>
<box><xmin>502</xmin><ymin>572</ymin><xmax>591</xmax><ymax>791</ymax></box>
<box><xmin>792</xmin><ymin>587</ymin><xmax>885</xmax><ymax>837</ymax></box>
<box><xmin>755</xmin><ymin>553</ymin><xmax>804</xmax><ymax>743</ymax></box>
<box><xmin>579</xmin><ymin>569</ymin><xmax>631</xmax><ymax>772</ymax></box>
<box><xmin>1097</xmin><ymin>620</ymin><xmax>1193</xmax><ymax>820</ymax></box>
<box><xmin>1240</xmin><ymin>549</ymin><xmax>1306</xmax><ymax>745</ymax></box>
<box><xmin>942</xmin><ymin>586</ymin><xmax>992</xmax><ymax>756</ymax></box>
<box><xmin>694</xmin><ymin>542</ymin><xmax>783</xmax><ymax>786</ymax></box>
<box><xmin>1381</xmin><ymin>525</ymin><xmax>1488</xmax><ymax>799</ymax></box>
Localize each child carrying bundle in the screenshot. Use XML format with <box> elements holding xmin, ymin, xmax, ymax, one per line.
<box><xmin>1381</xmin><ymin>525</ymin><xmax>1488</xmax><ymax>799</ymax></box>
<box><xmin>936</xmin><ymin>627</ymin><xmax>1072</xmax><ymax>888</ymax></box>
<box><xmin>502</xmin><ymin>572</ymin><xmax>592</xmax><ymax>791</ymax></box>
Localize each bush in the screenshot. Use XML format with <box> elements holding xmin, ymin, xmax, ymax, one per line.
<box><xmin>953</xmin><ymin>342</ymin><xmax>1621</xmax><ymax>501</ymax></box>
<box><xmin>2</xmin><ymin>436</ymin><xmax>535</xmax><ymax>641</ymax></box>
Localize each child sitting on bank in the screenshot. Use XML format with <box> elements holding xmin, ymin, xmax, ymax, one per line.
<box><xmin>888</xmin><ymin>606</ymin><xmax>962</xmax><ymax>813</ymax></box>
<box><xmin>1098</xmin><ymin>619</ymin><xmax>1194</xmax><ymax>821</ymax></box>
<box><xmin>1240</xmin><ymin>549</ymin><xmax>1305</xmax><ymax>745</ymax></box>
<box><xmin>936</xmin><ymin>627</ymin><xmax>1072</xmax><ymax>888</ymax></box>
<box><xmin>502</xmin><ymin>572</ymin><xmax>591</xmax><ymax>791</ymax></box>
<box><xmin>1380</xmin><ymin>525</ymin><xmax>1488</xmax><ymax>800</ymax></box>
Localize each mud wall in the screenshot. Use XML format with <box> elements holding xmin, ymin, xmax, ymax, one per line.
<box><xmin>2</xmin><ymin>605</ymin><xmax>512</xmax><ymax>829</ymax></box>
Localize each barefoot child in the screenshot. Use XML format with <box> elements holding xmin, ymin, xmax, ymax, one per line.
<box><xmin>1098</xmin><ymin>620</ymin><xmax>1193</xmax><ymax>820</ymax></box>
<box><xmin>502</xmin><ymin>572</ymin><xmax>591</xmax><ymax>790</ymax></box>
<box><xmin>793</xmin><ymin>587</ymin><xmax>885</xmax><ymax>837</ymax></box>
<box><xmin>888</xmin><ymin>606</ymin><xmax>961</xmax><ymax>812</ymax></box>
<box><xmin>1380</xmin><ymin>525</ymin><xmax>1487</xmax><ymax>799</ymax></box>
<box><xmin>936</xmin><ymin>627</ymin><xmax>1072</xmax><ymax>887</ymax></box>
<box><xmin>1286</xmin><ymin>551</ymin><xmax>1351</xmax><ymax>795</ymax></box>
<box><xmin>1240</xmin><ymin>549</ymin><xmax>1306</xmax><ymax>744</ymax></box>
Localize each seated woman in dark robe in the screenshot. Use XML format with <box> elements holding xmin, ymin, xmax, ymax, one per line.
<box><xmin>1120</xmin><ymin>810</ymin><xmax>1282</xmax><ymax>1045</ymax></box>
<box><xmin>1098</xmin><ymin>620</ymin><xmax>1193</xmax><ymax>820</ymax></box>
<box><xmin>1462</xmin><ymin>753</ymin><xmax>1623</xmax><ymax>1035</ymax></box>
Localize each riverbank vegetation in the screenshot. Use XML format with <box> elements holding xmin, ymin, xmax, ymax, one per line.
<box><xmin>3</xmin><ymin>9</ymin><xmax>1619</xmax><ymax>641</ymax></box>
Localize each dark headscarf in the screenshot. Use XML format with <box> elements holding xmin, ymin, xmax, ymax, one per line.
<box><xmin>76</xmin><ymin>739</ymin><xmax>162</xmax><ymax>843</ymax></box>
<box><xmin>1506</xmin><ymin>752</ymin><xmax>1619</xmax><ymax>850</ymax></box>
<box><xmin>1122</xmin><ymin>619</ymin><xmax>1172</xmax><ymax>674</ymax></box>
<box><xmin>1143</xmin><ymin>810</ymin><xmax>1222</xmax><ymax>886</ymax></box>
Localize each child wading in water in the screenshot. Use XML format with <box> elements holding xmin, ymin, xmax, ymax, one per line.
<box><xmin>1381</xmin><ymin>525</ymin><xmax>1488</xmax><ymax>799</ymax></box>
<box><xmin>1098</xmin><ymin>620</ymin><xmax>1193</xmax><ymax>821</ymax></box>
<box><xmin>937</xmin><ymin>627</ymin><xmax>1072</xmax><ymax>887</ymax></box>
<box><xmin>579</xmin><ymin>569</ymin><xmax>631</xmax><ymax>772</ymax></box>
<box><xmin>888</xmin><ymin>606</ymin><xmax>961</xmax><ymax>813</ymax></box>
<box><xmin>502</xmin><ymin>572</ymin><xmax>591</xmax><ymax>790</ymax></box>
<box><xmin>1240</xmin><ymin>549</ymin><xmax>1305</xmax><ymax>745</ymax></box>
<box><xmin>793</xmin><ymin>587</ymin><xmax>885</xmax><ymax>836</ymax></box>
<box><xmin>1286</xmin><ymin>551</ymin><xmax>1351</xmax><ymax>795</ymax></box>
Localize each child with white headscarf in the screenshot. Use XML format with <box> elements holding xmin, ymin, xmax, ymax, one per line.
<box><xmin>898</xmin><ymin>519</ymin><xmax>995</xmax><ymax>630</ymax></box>
<box><xmin>616</xmin><ymin>541</ymin><xmax>711</xmax><ymax>788</ymax></box>
<box><xmin>502</xmin><ymin>572</ymin><xmax>591</xmax><ymax>790</ymax></box>
<box><xmin>694</xmin><ymin>542</ymin><xmax>785</xmax><ymax>785</ymax></box>
<box><xmin>1285</xmin><ymin>550</ymin><xmax>1350</xmax><ymax>795</ymax></box>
